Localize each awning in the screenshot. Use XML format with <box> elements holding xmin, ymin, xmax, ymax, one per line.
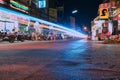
<box><xmin>0</xmin><ymin>20</ymin><xmax>14</xmax><ymax>23</ymax></box>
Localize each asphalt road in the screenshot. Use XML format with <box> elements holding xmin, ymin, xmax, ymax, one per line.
<box><xmin>0</xmin><ymin>40</ymin><xmax>120</xmax><ymax>80</ymax></box>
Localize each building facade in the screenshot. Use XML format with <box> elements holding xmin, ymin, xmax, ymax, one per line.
<box><xmin>0</xmin><ymin>0</ymin><xmax>67</xmax><ymax>40</ymax></box>
<box><xmin>91</xmin><ymin>0</ymin><xmax>120</xmax><ymax>40</ymax></box>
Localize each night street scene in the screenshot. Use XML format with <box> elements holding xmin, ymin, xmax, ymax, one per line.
<box><xmin>0</xmin><ymin>0</ymin><xmax>120</xmax><ymax>80</ymax></box>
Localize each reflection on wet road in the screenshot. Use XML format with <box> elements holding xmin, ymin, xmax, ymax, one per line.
<box><xmin>0</xmin><ymin>40</ymin><xmax>120</xmax><ymax>80</ymax></box>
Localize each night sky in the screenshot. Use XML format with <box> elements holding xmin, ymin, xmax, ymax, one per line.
<box><xmin>59</xmin><ymin>0</ymin><xmax>103</xmax><ymax>29</ymax></box>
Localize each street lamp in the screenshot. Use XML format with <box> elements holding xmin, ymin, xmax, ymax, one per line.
<box><xmin>72</xmin><ymin>10</ymin><xmax>78</xmax><ymax>14</ymax></box>
<box><xmin>83</xmin><ymin>26</ymin><xmax>88</xmax><ymax>31</ymax></box>
<box><xmin>69</xmin><ymin>10</ymin><xmax>78</xmax><ymax>30</ymax></box>
<box><xmin>83</xmin><ymin>26</ymin><xmax>91</xmax><ymax>39</ymax></box>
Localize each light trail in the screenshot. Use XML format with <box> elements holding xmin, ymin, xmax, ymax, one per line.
<box><xmin>0</xmin><ymin>7</ymin><xmax>87</xmax><ymax>38</ymax></box>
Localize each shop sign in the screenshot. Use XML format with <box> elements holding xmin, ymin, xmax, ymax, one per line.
<box><xmin>99</xmin><ymin>8</ymin><xmax>109</xmax><ymax>19</ymax></box>
<box><xmin>10</xmin><ymin>0</ymin><xmax>28</xmax><ymax>13</ymax></box>
<box><xmin>0</xmin><ymin>10</ymin><xmax>10</xmax><ymax>19</ymax></box>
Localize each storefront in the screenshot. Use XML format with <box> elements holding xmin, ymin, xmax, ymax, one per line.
<box><xmin>0</xmin><ymin>7</ymin><xmax>30</xmax><ymax>34</ymax></box>
<box><xmin>92</xmin><ymin>1</ymin><xmax>120</xmax><ymax>40</ymax></box>
<box><xmin>0</xmin><ymin>10</ymin><xmax>18</xmax><ymax>33</ymax></box>
<box><xmin>91</xmin><ymin>20</ymin><xmax>105</xmax><ymax>40</ymax></box>
<box><xmin>112</xmin><ymin>8</ymin><xmax>120</xmax><ymax>34</ymax></box>
<box><xmin>18</xmin><ymin>16</ymin><xmax>29</xmax><ymax>33</ymax></box>
<box><xmin>0</xmin><ymin>6</ymin><xmax>72</xmax><ymax>40</ymax></box>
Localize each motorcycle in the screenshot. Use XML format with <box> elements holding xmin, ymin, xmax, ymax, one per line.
<box><xmin>0</xmin><ymin>32</ymin><xmax>16</xmax><ymax>43</ymax></box>
<box><xmin>0</xmin><ymin>32</ymin><xmax>25</xmax><ymax>43</ymax></box>
<box><xmin>17</xmin><ymin>33</ymin><xmax>25</xmax><ymax>42</ymax></box>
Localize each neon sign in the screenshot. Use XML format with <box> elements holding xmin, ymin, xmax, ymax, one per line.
<box><xmin>10</xmin><ymin>0</ymin><xmax>28</xmax><ymax>13</ymax></box>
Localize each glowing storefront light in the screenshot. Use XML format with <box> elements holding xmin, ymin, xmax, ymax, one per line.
<box><xmin>0</xmin><ymin>7</ymin><xmax>86</xmax><ymax>38</ymax></box>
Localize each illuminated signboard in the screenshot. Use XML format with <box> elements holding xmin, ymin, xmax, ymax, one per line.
<box><xmin>39</xmin><ymin>0</ymin><xmax>46</xmax><ymax>8</ymax></box>
<box><xmin>99</xmin><ymin>8</ymin><xmax>109</xmax><ymax>19</ymax></box>
<box><xmin>10</xmin><ymin>0</ymin><xmax>28</xmax><ymax>13</ymax></box>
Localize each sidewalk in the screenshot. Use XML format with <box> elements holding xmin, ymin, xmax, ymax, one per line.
<box><xmin>0</xmin><ymin>39</ymin><xmax>81</xmax><ymax>45</ymax></box>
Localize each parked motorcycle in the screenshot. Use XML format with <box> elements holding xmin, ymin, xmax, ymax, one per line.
<box><xmin>0</xmin><ymin>32</ymin><xmax>16</xmax><ymax>43</ymax></box>
<box><xmin>0</xmin><ymin>32</ymin><xmax>25</xmax><ymax>43</ymax></box>
<box><xmin>17</xmin><ymin>33</ymin><xmax>25</xmax><ymax>42</ymax></box>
